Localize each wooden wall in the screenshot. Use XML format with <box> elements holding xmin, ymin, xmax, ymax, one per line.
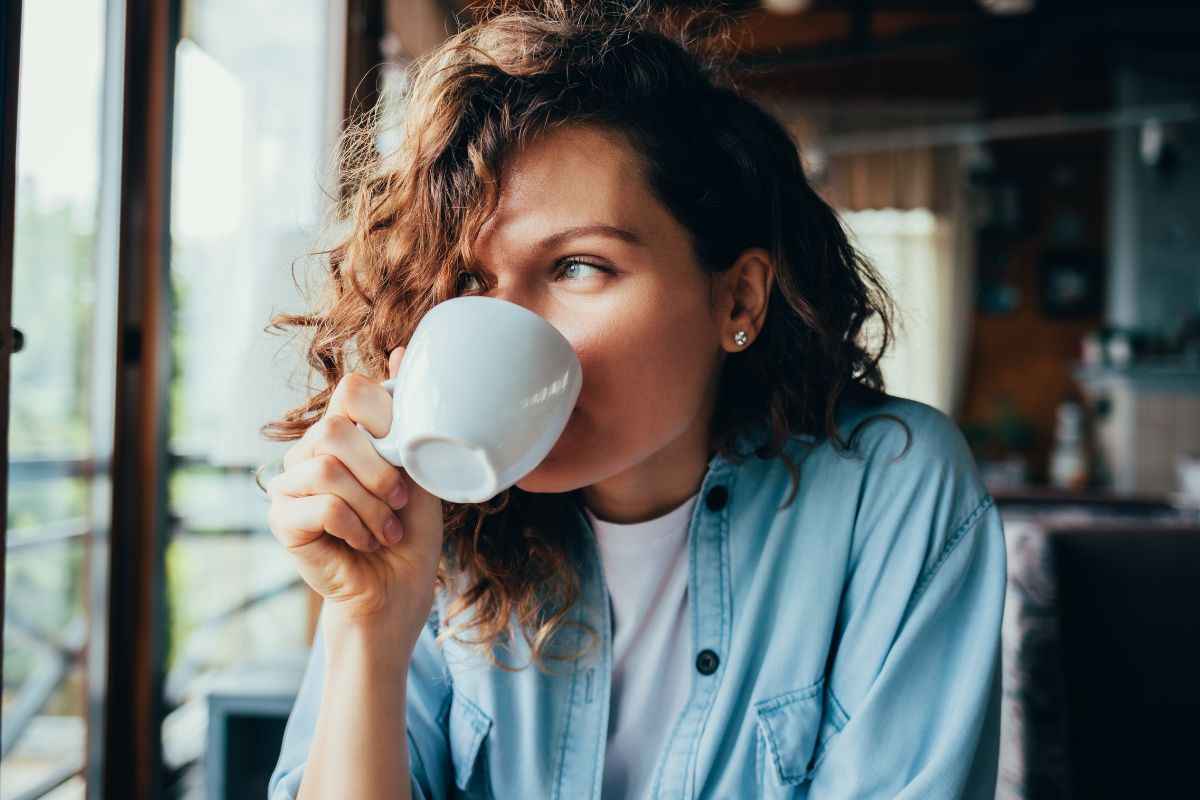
<box><xmin>738</xmin><ymin>10</ymin><xmax>1114</xmax><ymax>483</ymax></box>
<box><xmin>959</xmin><ymin>133</ymin><xmax>1109</xmax><ymax>482</ymax></box>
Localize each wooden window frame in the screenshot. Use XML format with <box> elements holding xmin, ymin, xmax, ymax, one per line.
<box><xmin>0</xmin><ymin>0</ymin><xmax>364</xmax><ymax>797</ymax></box>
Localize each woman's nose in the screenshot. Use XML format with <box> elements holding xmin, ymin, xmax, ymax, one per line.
<box><xmin>490</xmin><ymin>287</ymin><xmax>541</xmax><ymax>318</ymax></box>
<box><xmin>489</xmin><ymin>289</ymin><xmax>566</xmax><ymax>336</ymax></box>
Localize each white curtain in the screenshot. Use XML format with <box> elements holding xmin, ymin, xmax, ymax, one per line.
<box><xmin>839</xmin><ymin>159</ymin><xmax>975</xmax><ymax>417</ymax></box>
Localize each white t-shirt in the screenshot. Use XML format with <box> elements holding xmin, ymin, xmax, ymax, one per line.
<box><xmin>584</xmin><ymin>490</ymin><xmax>700</xmax><ymax>800</ymax></box>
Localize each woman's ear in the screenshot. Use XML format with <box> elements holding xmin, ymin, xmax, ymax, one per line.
<box><xmin>720</xmin><ymin>247</ymin><xmax>775</xmax><ymax>352</ymax></box>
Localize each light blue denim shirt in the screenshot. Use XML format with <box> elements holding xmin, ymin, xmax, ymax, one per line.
<box><xmin>269</xmin><ymin>394</ymin><xmax>1007</xmax><ymax>799</ymax></box>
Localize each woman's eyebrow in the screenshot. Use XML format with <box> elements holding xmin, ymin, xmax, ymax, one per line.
<box><xmin>535</xmin><ymin>224</ymin><xmax>645</xmax><ymax>251</ymax></box>
<box><xmin>468</xmin><ymin>223</ymin><xmax>646</xmax><ymax>278</ymax></box>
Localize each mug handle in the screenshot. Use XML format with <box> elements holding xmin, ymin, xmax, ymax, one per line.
<box><xmin>355</xmin><ymin>376</ymin><xmax>404</xmax><ymax>467</ymax></box>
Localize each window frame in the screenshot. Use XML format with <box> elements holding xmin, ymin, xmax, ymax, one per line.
<box><xmin>0</xmin><ymin>4</ymin><xmax>19</xmax><ymax>688</ymax></box>
<box><xmin>1</xmin><ymin>0</ymin><xmax>362</xmax><ymax>797</ymax></box>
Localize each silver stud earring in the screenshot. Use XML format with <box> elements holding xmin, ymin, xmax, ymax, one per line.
<box><xmin>733</xmin><ymin>330</ymin><xmax>749</xmax><ymax>348</ymax></box>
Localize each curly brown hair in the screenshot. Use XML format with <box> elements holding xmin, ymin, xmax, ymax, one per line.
<box><xmin>261</xmin><ymin>0</ymin><xmax>906</xmax><ymax>676</ymax></box>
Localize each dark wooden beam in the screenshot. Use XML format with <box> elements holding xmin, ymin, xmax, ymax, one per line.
<box><xmin>0</xmin><ymin>0</ymin><xmax>20</xmax><ymax>733</ymax></box>
<box><xmin>102</xmin><ymin>0</ymin><xmax>179</xmax><ymax>797</ymax></box>
<box><xmin>345</xmin><ymin>0</ymin><xmax>388</xmax><ymax>120</ymax></box>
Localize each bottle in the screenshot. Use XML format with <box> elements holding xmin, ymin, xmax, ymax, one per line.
<box><xmin>1049</xmin><ymin>400</ymin><xmax>1089</xmax><ymax>490</ymax></box>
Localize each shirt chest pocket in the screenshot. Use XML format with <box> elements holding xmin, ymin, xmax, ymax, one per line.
<box><xmin>753</xmin><ymin>676</ymin><xmax>837</xmax><ymax>796</ymax></box>
<box><xmin>447</xmin><ymin>693</ymin><xmax>494</xmax><ymax>799</ymax></box>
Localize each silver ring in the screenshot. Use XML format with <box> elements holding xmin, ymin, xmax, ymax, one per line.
<box><xmin>254</xmin><ymin>458</ymin><xmax>285</xmax><ymax>495</ymax></box>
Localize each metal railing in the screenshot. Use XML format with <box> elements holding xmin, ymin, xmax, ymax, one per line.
<box><xmin>4</xmin><ymin>454</ymin><xmax>295</xmax><ymax>797</ymax></box>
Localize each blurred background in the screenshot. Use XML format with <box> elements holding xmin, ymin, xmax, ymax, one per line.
<box><xmin>1</xmin><ymin>0</ymin><xmax>1198</xmax><ymax>798</ymax></box>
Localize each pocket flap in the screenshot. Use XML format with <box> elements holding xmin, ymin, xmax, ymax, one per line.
<box><xmin>448</xmin><ymin>694</ymin><xmax>493</xmax><ymax>791</ymax></box>
<box><xmin>754</xmin><ymin>677</ymin><xmax>825</xmax><ymax>786</ymax></box>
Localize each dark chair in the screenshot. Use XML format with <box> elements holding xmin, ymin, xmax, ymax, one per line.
<box><xmin>1050</xmin><ymin>523</ymin><xmax>1200</xmax><ymax>798</ymax></box>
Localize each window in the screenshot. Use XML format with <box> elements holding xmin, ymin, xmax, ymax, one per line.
<box><xmin>2</xmin><ymin>0</ymin><xmax>346</xmax><ymax>795</ymax></box>
<box><xmin>3</xmin><ymin>1</ymin><xmax>116</xmax><ymax>797</ymax></box>
<box><xmin>841</xmin><ymin>205</ymin><xmax>974</xmax><ymax>416</ymax></box>
<box><xmin>161</xmin><ymin>0</ymin><xmax>338</xmax><ymax>787</ymax></box>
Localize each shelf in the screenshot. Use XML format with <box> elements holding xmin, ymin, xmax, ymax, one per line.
<box><xmin>1073</xmin><ymin>360</ymin><xmax>1200</xmax><ymax>392</ymax></box>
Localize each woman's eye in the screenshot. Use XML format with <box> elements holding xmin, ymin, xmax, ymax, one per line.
<box><xmin>456</xmin><ymin>260</ymin><xmax>610</xmax><ymax>296</ymax></box>
<box><xmin>555</xmin><ymin>259</ymin><xmax>610</xmax><ymax>282</ymax></box>
<box><xmin>456</xmin><ymin>272</ymin><xmax>485</xmax><ymax>295</ymax></box>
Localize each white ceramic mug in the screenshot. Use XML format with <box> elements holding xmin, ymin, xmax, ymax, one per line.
<box><xmin>357</xmin><ymin>296</ymin><xmax>582</xmax><ymax>503</ymax></box>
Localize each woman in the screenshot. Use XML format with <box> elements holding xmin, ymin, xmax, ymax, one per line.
<box><xmin>264</xmin><ymin>1</ymin><xmax>1006</xmax><ymax>798</ymax></box>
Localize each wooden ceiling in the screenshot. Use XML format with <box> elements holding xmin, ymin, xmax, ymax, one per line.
<box><xmin>382</xmin><ymin>0</ymin><xmax>1200</xmax><ymax>109</ymax></box>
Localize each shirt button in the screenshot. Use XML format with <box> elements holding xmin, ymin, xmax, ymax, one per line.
<box><xmin>705</xmin><ymin>485</ymin><xmax>728</xmax><ymax>512</ymax></box>
<box><xmin>695</xmin><ymin>649</ymin><xmax>720</xmax><ymax>675</ymax></box>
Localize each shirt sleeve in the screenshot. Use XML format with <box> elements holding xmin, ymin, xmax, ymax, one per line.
<box><xmin>806</xmin><ymin>404</ymin><xmax>1008</xmax><ymax>799</ymax></box>
<box><xmin>266</xmin><ymin>597</ymin><xmax>454</xmax><ymax>800</ymax></box>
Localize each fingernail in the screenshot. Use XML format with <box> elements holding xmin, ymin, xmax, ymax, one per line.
<box><xmin>384</xmin><ymin>516</ymin><xmax>404</xmax><ymax>544</ymax></box>
<box><xmin>387</xmin><ymin>482</ymin><xmax>408</xmax><ymax>509</ymax></box>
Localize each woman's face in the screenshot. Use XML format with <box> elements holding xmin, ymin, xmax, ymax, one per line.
<box><xmin>465</xmin><ymin>124</ymin><xmax>749</xmax><ymax>501</ymax></box>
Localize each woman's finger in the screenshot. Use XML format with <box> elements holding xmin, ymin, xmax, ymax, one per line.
<box><xmin>388</xmin><ymin>346</ymin><xmax>405</xmax><ymax>379</ymax></box>
<box><xmin>269</xmin><ymin>453</ymin><xmax>405</xmax><ymax>548</ymax></box>
<box><xmin>282</xmin><ymin>413</ymin><xmax>408</xmax><ymax>509</ymax></box>
<box><xmin>267</xmin><ymin>491</ymin><xmax>379</xmax><ymax>554</ymax></box>
<box><xmin>283</xmin><ymin>372</ymin><xmax>394</xmax><ymax>472</ymax></box>
<box><xmin>326</xmin><ymin>371</ymin><xmax>394</xmax><ymax>437</ymax></box>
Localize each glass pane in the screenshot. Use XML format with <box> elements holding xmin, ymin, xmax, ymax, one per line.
<box><xmin>7</xmin><ymin>477</ymin><xmax>89</xmax><ymax>535</ymax></box>
<box><xmin>4</xmin><ymin>0</ymin><xmax>113</xmax><ymax>797</ymax></box>
<box><xmin>164</xmin><ymin>0</ymin><xmax>336</xmax><ymax>793</ymax></box>
<box><xmin>2</xmin><ymin>542</ymin><xmax>89</xmax><ymax>797</ymax></box>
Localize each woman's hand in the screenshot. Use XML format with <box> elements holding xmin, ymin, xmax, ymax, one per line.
<box><xmin>266</xmin><ymin>346</ymin><xmax>444</xmax><ymax>651</ymax></box>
